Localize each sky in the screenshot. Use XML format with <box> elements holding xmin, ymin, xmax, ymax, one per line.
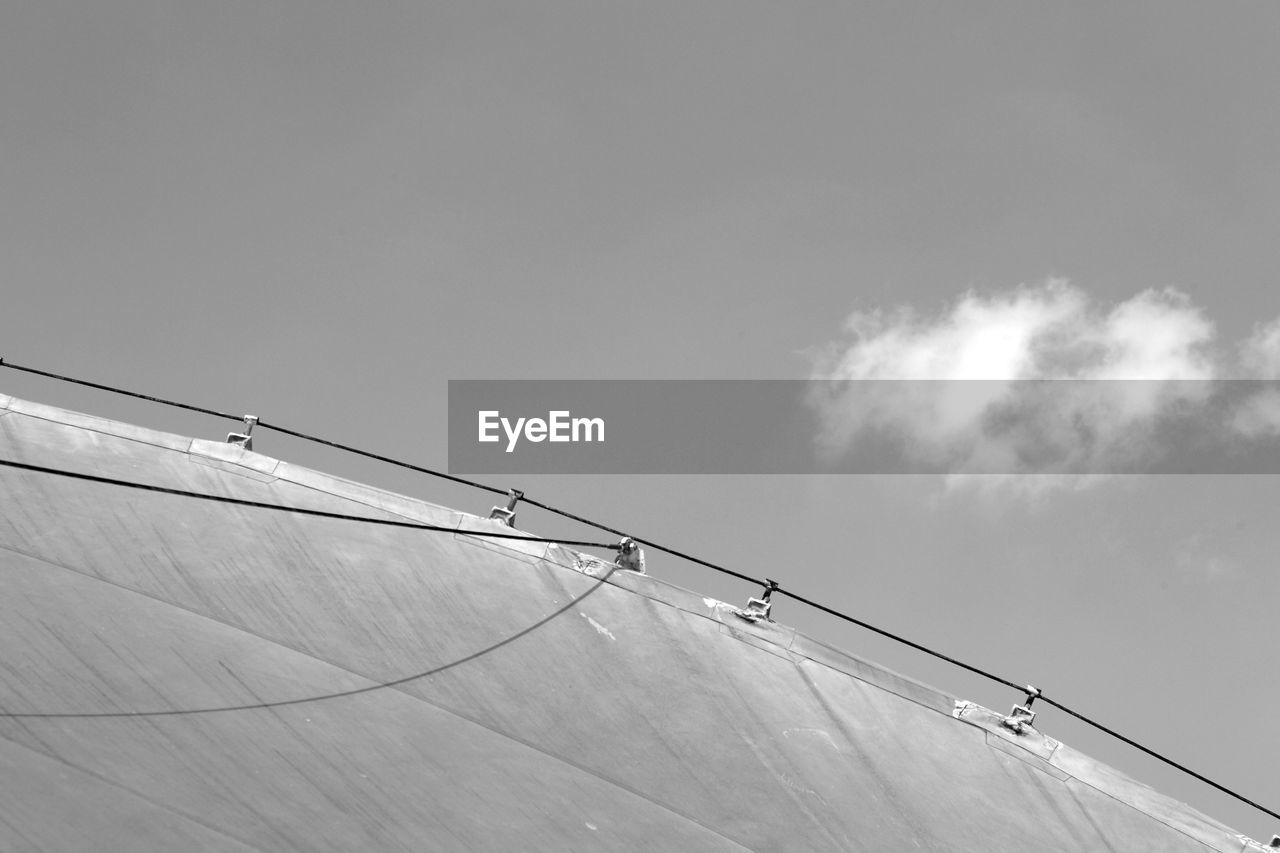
<box><xmin>2</xmin><ymin>0</ymin><xmax>1279</xmax><ymax>840</ymax></box>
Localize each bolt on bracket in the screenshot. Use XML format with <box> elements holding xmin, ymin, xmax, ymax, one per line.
<box><xmin>226</xmin><ymin>415</ymin><xmax>258</xmax><ymax>451</ymax></box>
<box><xmin>614</xmin><ymin>537</ymin><xmax>646</xmax><ymax>573</ymax></box>
<box><xmin>488</xmin><ymin>489</ymin><xmax>523</xmax><ymax>527</ymax></box>
<box><xmin>733</xmin><ymin>579</ymin><xmax>780</xmax><ymax>623</ymax></box>
<box><xmin>1001</xmin><ymin>685</ymin><xmax>1042</xmax><ymax>735</ymax></box>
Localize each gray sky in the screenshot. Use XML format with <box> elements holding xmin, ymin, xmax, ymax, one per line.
<box><xmin>3</xmin><ymin>1</ymin><xmax>1279</xmax><ymax>839</ymax></box>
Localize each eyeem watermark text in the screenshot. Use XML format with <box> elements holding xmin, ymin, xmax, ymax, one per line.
<box><xmin>478</xmin><ymin>410</ymin><xmax>604</xmax><ymax>452</ymax></box>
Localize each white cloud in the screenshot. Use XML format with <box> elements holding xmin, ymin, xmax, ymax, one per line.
<box><xmin>1229</xmin><ymin>387</ymin><xmax>1280</xmax><ymax>438</ymax></box>
<box><xmin>812</xmin><ymin>280</ymin><xmax>1216</xmax><ymax>383</ymax></box>
<box><xmin>1225</xmin><ymin>318</ymin><xmax>1280</xmax><ymax>437</ymax></box>
<box><xmin>1238</xmin><ymin>317</ymin><xmax>1280</xmax><ymax>379</ymax></box>
<box><xmin>808</xmin><ymin>280</ymin><xmax>1243</xmax><ymax>490</ymax></box>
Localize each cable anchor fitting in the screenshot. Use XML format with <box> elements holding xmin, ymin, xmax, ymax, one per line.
<box><xmin>488</xmin><ymin>489</ymin><xmax>523</xmax><ymax>527</ymax></box>
<box><xmin>226</xmin><ymin>415</ymin><xmax>258</xmax><ymax>451</ymax></box>
<box><xmin>733</xmin><ymin>579</ymin><xmax>780</xmax><ymax>623</ymax></box>
<box><xmin>1001</xmin><ymin>685</ymin><xmax>1041</xmax><ymax>734</ymax></box>
<box><xmin>614</xmin><ymin>537</ymin><xmax>646</xmax><ymax>573</ymax></box>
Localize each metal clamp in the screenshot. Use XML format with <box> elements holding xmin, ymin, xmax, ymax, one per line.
<box><xmin>1001</xmin><ymin>685</ymin><xmax>1041</xmax><ymax>734</ymax></box>
<box><xmin>733</xmin><ymin>579</ymin><xmax>780</xmax><ymax>623</ymax></box>
<box><xmin>614</xmin><ymin>537</ymin><xmax>646</xmax><ymax>573</ymax></box>
<box><xmin>226</xmin><ymin>415</ymin><xmax>258</xmax><ymax>451</ymax></box>
<box><xmin>488</xmin><ymin>489</ymin><xmax>523</xmax><ymax>527</ymax></box>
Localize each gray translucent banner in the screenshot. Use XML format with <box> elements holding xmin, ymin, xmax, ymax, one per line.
<box><xmin>448</xmin><ymin>380</ymin><xmax>1280</xmax><ymax>475</ymax></box>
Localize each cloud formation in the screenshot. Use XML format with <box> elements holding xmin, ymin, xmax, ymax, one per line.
<box><xmin>808</xmin><ymin>280</ymin><xmax>1279</xmax><ymax>491</ymax></box>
